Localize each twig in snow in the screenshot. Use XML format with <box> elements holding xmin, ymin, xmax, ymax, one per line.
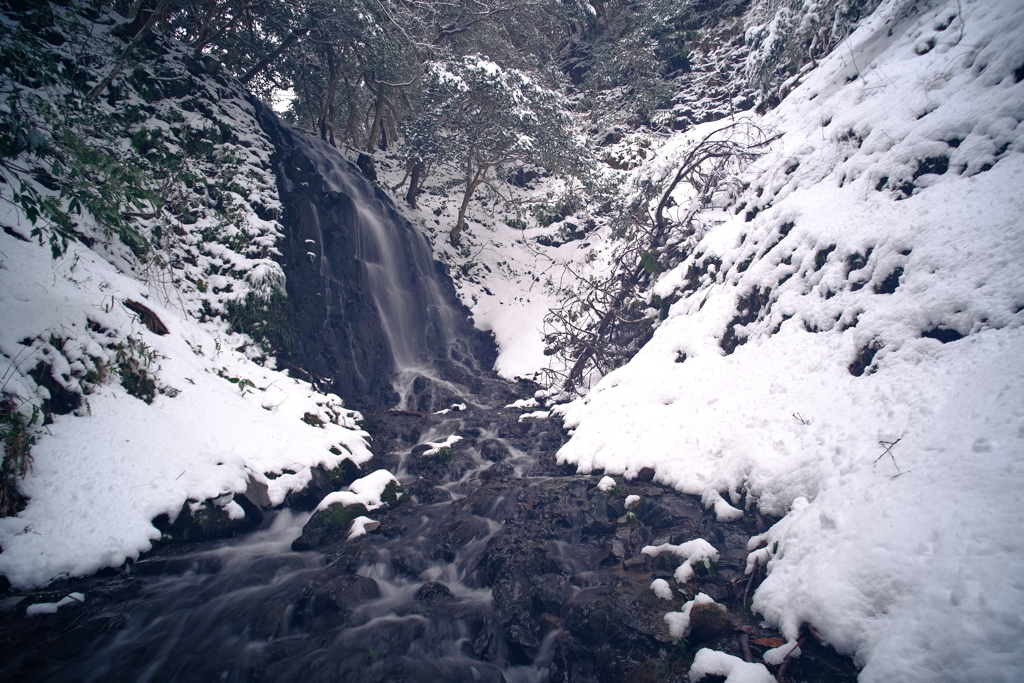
<box><xmin>875</xmin><ymin>437</ymin><xmax>903</xmax><ymax>473</ymax></box>
<box><xmin>743</xmin><ymin>558</ymin><xmax>762</xmax><ymax>609</ymax></box>
<box><xmin>776</xmin><ymin>633</ymin><xmax>808</xmax><ymax>683</ymax></box>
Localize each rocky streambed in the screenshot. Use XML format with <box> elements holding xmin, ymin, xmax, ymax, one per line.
<box><xmin>0</xmin><ymin>398</ymin><xmax>858</xmax><ymax>682</ymax></box>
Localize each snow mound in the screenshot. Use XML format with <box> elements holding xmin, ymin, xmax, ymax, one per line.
<box><xmin>317</xmin><ymin>470</ymin><xmax>399</xmax><ymax>511</ymax></box>
<box><xmin>650</xmin><ymin>578</ymin><xmax>673</xmax><ymax>600</ymax></box>
<box><xmin>690</xmin><ymin>648</ymin><xmax>775</xmax><ymax>683</ymax></box>
<box><xmin>663</xmin><ymin>592</ymin><xmax>717</xmax><ymax>638</ymax></box>
<box><xmin>643</xmin><ymin>539</ymin><xmax>720</xmax><ymax>584</ymax></box>
<box><xmin>418</xmin><ymin>435</ymin><xmax>463</xmax><ymax>457</ymax></box>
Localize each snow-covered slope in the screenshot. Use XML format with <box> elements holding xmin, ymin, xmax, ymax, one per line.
<box><xmin>0</xmin><ymin>10</ymin><xmax>372</xmax><ymax>587</ymax></box>
<box><xmin>556</xmin><ymin>0</ymin><xmax>1024</xmax><ymax>679</ymax></box>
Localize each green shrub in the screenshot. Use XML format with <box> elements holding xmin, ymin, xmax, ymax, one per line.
<box><xmin>0</xmin><ymin>399</ymin><xmax>38</xmax><ymax>516</ymax></box>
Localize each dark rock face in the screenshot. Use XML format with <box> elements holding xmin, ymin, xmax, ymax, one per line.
<box><xmin>250</xmin><ymin>100</ymin><xmax>501</xmax><ymax>411</ymax></box>
<box><xmin>248</xmin><ymin>108</ymin><xmax>397</xmax><ymax>407</ymax></box>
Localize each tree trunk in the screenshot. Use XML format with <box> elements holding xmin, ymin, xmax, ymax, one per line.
<box><xmin>88</xmin><ymin>0</ymin><xmax>169</xmax><ymax>100</ymax></box>
<box><xmin>318</xmin><ymin>47</ymin><xmax>344</xmax><ymax>145</ymax></box>
<box><xmin>406</xmin><ymin>163</ymin><xmax>422</xmax><ymax>208</ymax></box>
<box><xmin>452</xmin><ymin>171</ymin><xmax>485</xmax><ymax>245</ymax></box>
<box><xmin>366</xmin><ymin>83</ymin><xmax>387</xmax><ymax>153</ymax></box>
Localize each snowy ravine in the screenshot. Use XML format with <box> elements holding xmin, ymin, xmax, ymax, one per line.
<box><xmin>555</xmin><ymin>1</ymin><xmax>1024</xmax><ymax>681</ymax></box>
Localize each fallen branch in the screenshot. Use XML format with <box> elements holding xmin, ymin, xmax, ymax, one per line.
<box><xmin>743</xmin><ymin>557</ymin><xmax>762</xmax><ymax>608</ymax></box>
<box><xmin>123</xmin><ymin>299</ymin><xmax>169</xmax><ymax>335</ymax></box>
<box><xmin>738</xmin><ymin>632</ymin><xmax>754</xmax><ymax>663</ymax></box>
<box><xmin>875</xmin><ymin>436</ymin><xmax>903</xmax><ymax>473</ymax></box>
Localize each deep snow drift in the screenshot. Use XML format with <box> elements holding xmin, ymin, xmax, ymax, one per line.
<box><xmin>555</xmin><ymin>1</ymin><xmax>1024</xmax><ymax>680</ymax></box>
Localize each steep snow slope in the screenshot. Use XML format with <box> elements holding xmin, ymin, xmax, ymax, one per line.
<box><xmin>0</xmin><ymin>10</ymin><xmax>371</xmax><ymax>587</ymax></box>
<box><xmin>556</xmin><ymin>0</ymin><xmax>1024</xmax><ymax>679</ymax></box>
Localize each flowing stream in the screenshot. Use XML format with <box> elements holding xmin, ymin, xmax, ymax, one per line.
<box><xmin>0</xmin><ymin>120</ymin><xmax>854</xmax><ymax>683</ymax></box>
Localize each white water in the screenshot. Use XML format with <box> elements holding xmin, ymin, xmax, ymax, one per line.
<box><xmin>288</xmin><ymin>135</ymin><xmax>468</xmax><ymax>407</ymax></box>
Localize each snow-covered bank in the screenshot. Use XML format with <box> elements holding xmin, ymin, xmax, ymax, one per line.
<box><xmin>556</xmin><ymin>0</ymin><xmax>1024</xmax><ymax>679</ymax></box>
<box><xmin>0</xmin><ymin>227</ymin><xmax>372</xmax><ymax>587</ymax></box>
<box><xmin>0</xmin><ymin>12</ymin><xmax>372</xmax><ymax>588</ymax></box>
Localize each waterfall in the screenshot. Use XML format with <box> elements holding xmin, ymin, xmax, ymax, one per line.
<box><xmin>251</xmin><ymin>101</ymin><xmax>498</xmax><ymax>410</ymax></box>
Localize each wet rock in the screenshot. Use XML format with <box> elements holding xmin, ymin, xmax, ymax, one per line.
<box><xmin>414</xmin><ymin>581</ymin><xmax>455</xmax><ymax>606</ymax></box>
<box><xmin>406</xmin><ymin>477</ymin><xmax>452</xmax><ymax>504</ymax></box>
<box><xmin>309</xmin><ymin>574</ymin><xmax>381</xmax><ymax>614</ymax></box>
<box><xmin>132</xmin><ymin>554</ymin><xmax>223</xmax><ymax>577</ymax></box>
<box><xmin>479</xmin><ymin>461</ymin><xmax>514</xmax><ymax>483</ymax></box>
<box><xmin>688</xmin><ymin>601</ymin><xmax>729</xmax><ymax>642</ymax></box>
<box><xmin>641</xmin><ymin>495</ymin><xmax>705</xmax><ymax>530</ymax></box>
<box><xmin>625</xmin><ymin>658</ymin><xmax>669</xmax><ymax>683</ymax></box>
<box><xmin>636</xmin><ymin>467</ymin><xmax>656</xmax><ymax>483</ymax></box>
<box><xmin>153</xmin><ymin>497</ymin><xmax>258</xmax><ymax>543</ymax></box>
<box><xmin>283</xmin><ymin>460</ymin><xmax>359</xmax><ymax>511</ymax></box>
<box><xmin>291</xmin><ymin>502</ymin><xmax>369</xmax><ymax>551</ymax></box>
<box><xmin>479</xmin><ymin>438</ymin><xmax>510</xmax><ymax>461</ymax></box>
<box><xmin>437</xmin><ymin>517</ymin><xmax>490</xmax><ymax>549</ymax></box>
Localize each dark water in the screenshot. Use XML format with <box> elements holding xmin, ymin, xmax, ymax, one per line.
<box><xmin>0</xmin><ymin>410</ymin><xmax>857</xmax><ymax>683</ymax></box>
<box><xmin>2</xmin><ymin>417</ymin><xmax>580</xmax><ymax>682</ymax></box>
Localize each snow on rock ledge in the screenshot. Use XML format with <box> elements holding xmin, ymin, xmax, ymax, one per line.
<box><xmin>317</xmin><ymin>470</ymin><xmax>399</xmax><ymax>511</ymax></box>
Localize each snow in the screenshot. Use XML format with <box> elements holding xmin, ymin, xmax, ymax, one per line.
<box><xmin>596</xmin><ymin>475</ymin><xmax>616</xmax><ymax>492</ymax></box>
<box><xmin>418</xmin><ymin>435</ymin><xmax>463</xmax><ymax>457</ymax></box>
<box><xmin>624</xmin><ymin>494</ymin><xmax>641</xmax><ymax>509</ymax></box>
<box><xmin>555</xmin><ymin>1</ymin><xmax>1024</xmax><ymax>680</ymax></box>
<box><xmin>690</xmin><ymin>648</ymin><xmax>775</xmax><ymax>683</ymax></box>
<box><xmin>762</xmin><ymin>639</ymin><xmax>801</xmax><ymax>666</ymax></box>
<box><xmin>433</xmin><ymin>403</ymin><xmax>467</xmax><ymax>415</ymax></box>
<box><xmin>650</xmin><ymin>577</ymin><xmax>673</xmax><ymax>600</ymax></box>
<box><xmin>25</xmin><ymin>592</ymin><xmax>85</xmax><ymax>617</ymax></box>
<box><xmin>316</xmin><ymin>469</ymin><xmax>398</xmax><ymax>511</ymax></box>
<box><xmin>0</xmin><ymin>231</ymin><xmax>372</xmax><ymax>588</ymax></box>
<box><xmin>504</xmin><ymin>397</ymin><xmax>539</xmax><ymax>410</ymax></box>
<box><xmin>643</xmin><ymin>540</ymin><xmax>720</xmax><ymax>584</ymax></box>
<box><xmin>347</xmin><ymin>515</ymin><xmax>380</xmax><ymax>539</ymax></box>
<box><xmin>663</xmin><ymin>592</ymin><xmax>717</xmax><ymax>638</ymax></box>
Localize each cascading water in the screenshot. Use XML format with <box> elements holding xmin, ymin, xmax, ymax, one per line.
<box><xmin>289</xmin><ymin>135</ymin><xmax>468</xmax><ymax>408</ymax></box>
<box><xmin>251</xmin><ymin>100</ymin><xmax>498</xmax><ymax>411</ymax></box>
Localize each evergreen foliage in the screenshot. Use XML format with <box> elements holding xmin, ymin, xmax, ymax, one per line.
<box><xmin>403</xmin><ymin>55</ymin><xmax>589</xmax><ymax>243</ymax></box>
<box><xmin>744</xmin><ymin>0</ymin><xmax>883</xmax><ymax>108</ymax></box>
